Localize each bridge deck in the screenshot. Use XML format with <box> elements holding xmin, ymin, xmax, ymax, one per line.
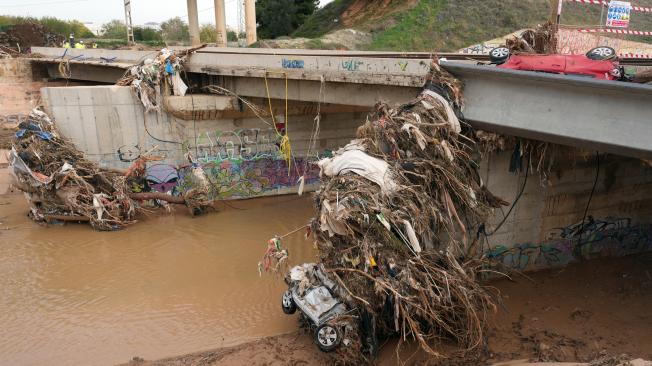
<box><xmin>29</xmin><ymin>47</ymin><xmax>652</xmax><ymax>160</ymax></box>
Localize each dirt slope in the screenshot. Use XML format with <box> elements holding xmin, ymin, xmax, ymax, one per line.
<box><xmin>295</xmin><ymin>0</ymin><xmax>652</xmax><ymax>51</ymax></box>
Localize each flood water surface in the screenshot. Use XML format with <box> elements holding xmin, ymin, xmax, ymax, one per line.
<box><xmin>0</xmin><ymin>194</ymin><xmax>317</xmax><ymax>366</ymax></box>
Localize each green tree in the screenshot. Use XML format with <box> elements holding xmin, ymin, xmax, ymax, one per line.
<box><xmin>256</xmin><ymin>0</ymin><xmax>319</xmax><ymax>39</ymax></box>
<box><xmin>0</xmin><ymin>15</ymin><xmax>94</xmax><ymax>38</ymax></box>
<box><xmin>133</xmin><ymin>26</ymin><xmax>163</xmax><ymax>42</ymax></box>
<box><xmin>199</xmin><ymin>24</ymin><xmax>216</xmax><ymax>43</ymax></box>
<box><xmin>101</xmin><ymin>19</ymin><xmax>127</xmax><ymax>39</ymax></box>
<box><xmin>160</xmin><ymin>17</ymin><xmax>189</xmax><ymax>43</ymax></box>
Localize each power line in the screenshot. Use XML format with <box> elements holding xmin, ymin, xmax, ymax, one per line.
<box><xmin>2</xmin><ymin>0</ymin><xmax>93</xmax><ymax>7</ymax></box>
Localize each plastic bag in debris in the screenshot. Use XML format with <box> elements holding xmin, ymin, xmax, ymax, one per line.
<box><xmin>171</xmin><ymin>72</ymin><xmax>188</xmax><ymax>96</ymax></box>
<box><xmin>9</xmin><ymin>148</ymin><xmax>53</xmax><ymax>185</ymax></box>
<box><xmin>318</xmin><ymin>141</ymin><xmax>398</xmax><ymax>194</ymax></box>
<box><xmin>421</xmin><ymin>89</ymin><xmax>461</xmax><ymax>133</ymax></box>
<box><xmin>319</xmin><ymin>198</ymin><xmax>350</xmax><ymax>237</ymax></box>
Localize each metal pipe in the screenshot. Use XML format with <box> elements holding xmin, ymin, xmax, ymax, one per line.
<box><xmin>214</xmin><ymin>0</ymin><xmax>228</xmax><ymax>47</ymax></box>
<box><xmin>187</xmin><ymin>0</ymin><xmax>201</xmax><ymax>46</ymax></box>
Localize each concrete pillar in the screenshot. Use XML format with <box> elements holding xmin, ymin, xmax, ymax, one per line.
<box><xmin>244</xmin><ymin>0</ymin><xmax>257</xmax><ymax>46</ymax></box>
<box><xmin>187</xmin><ymin>0</ymin><xmax>201</xmax><ymax>46</ymax></box>
<box><xmin>214</xmin><ymin>0</ymin><xmax>227</xmax><ymax>47</ymax></box>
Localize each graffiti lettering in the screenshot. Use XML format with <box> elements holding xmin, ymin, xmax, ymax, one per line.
<box><xmin>396</xmin><ymin>60</ymin><xmax>408</xmax><ymax>71</ymax></box>
<box><xmin>282</xmin><ymin>59</ymin><xmax>305</xmax><ymax>69</ymax></box>
<box><xmin>0</xmin><ymin>114</ymin><xmax>28</xmax><ymax>126</ymax></box>
<box><xmin>341</xmin><ymin>59</ymin><xmax>364</xmax><ymax>72</ymax></box>
<box><xmin>486</xmin><ymin>217</ymin><xmax>652</xmax><ymax>271</ymax></box>
<box><xmin>117</xmin><ymin>144</ymin><xmax>141</xmax><ymax>162</ymax></box>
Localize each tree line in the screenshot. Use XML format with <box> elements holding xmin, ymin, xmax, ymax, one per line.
<box><xmin>1</xmin><ymin>0</ymin><xmax>320</xmax><ymax>46</ymax></box>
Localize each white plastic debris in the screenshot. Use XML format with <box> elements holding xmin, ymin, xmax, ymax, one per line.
<box><xmin>422</xmin><ymin>89</ymin><xmax>461</xmax><ymax>133</ymax></box>
<box><xmin>318</xmin><ymin>142</ymin><xmax>398</xmax><ymax>194</ymax></box>
<box><xmin>402</xmin><ymin>220</ymin><xmax>422</xmax><ymax>253</ymax></box>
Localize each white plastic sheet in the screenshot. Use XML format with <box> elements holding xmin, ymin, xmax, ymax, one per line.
<box><xmin>318</xmin><ymin>142</ymin><xmax>398</xmax><ymax>194</ymax></box>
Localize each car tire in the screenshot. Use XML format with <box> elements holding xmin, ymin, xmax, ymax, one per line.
<box><xmin>315</xmin><ymin>323</ymin><xmax>341</xmax><ymax>352</ymax></box>
<box><xmin>587</xmin><ymin>46</ymin><xmax>616</xmax><ymax>60</ymax></box>
<box><xmin>490</xmin><ymin>47</ymin><xmax>510</xmax><ymax>64</ymax></box>
<box><xmin>281</xmin><ymin>290</ymin><xmax>296</xmax><ymax>314</ymax></box>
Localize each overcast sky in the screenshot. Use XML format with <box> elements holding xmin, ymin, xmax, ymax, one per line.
<box><xmin>0</xmin><ymin>0</ymin><xmax>335</xmax><ymax>28</ymax></box>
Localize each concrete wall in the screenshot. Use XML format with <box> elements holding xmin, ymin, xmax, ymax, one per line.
<box><xmin>41</xmin><ymin>85</ymin><xmax>361</xmax><ymax>199</ymax></box>
<box><xmin>482</xmin><ymin>151</ymin><xmax>652</xmax><ymax>271</ymax></box>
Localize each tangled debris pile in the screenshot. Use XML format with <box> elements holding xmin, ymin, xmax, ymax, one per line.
<box><xmin>507</xmin><ymin>21</ymin><xmax>557</xmax><ymax>54</ymax></box>
<box><xmin>280</xmin><ymin>62</ymin><xmax>509</xmax><ymax>362</ymax></box>
<box><xmin>9</xmin><ymin>108</ymin><xmax>215</xmax><ymax>230</ymax></box>
<box><xmin>117</xmin><ymin>46</ymin><xmax>203</xmax><ymax>112</ymax></box>
<box><xmin>9</xmin><ymin>109</ymin><xmax>137</xmax><ymax>230</ymax></box>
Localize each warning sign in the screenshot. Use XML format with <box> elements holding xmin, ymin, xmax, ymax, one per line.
<box><xmin>606</xmin><ymin>1</ymin><xmax>632</xmax><ymax>28</ymax></box>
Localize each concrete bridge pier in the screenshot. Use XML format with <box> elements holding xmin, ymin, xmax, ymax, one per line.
<box><xmin>187</xmin><ymin>0</ymin><xmax>201</xmax><ymax>46</ymax></box>
<box><xmin>214</xmin><ymin>0</ymin><xmax>227</xmax><ymax>47</ymax></box>
<box><xmin>244</xmin><ymin>0</ymin><xmax>257</xmax><ymax>45</ymax></box>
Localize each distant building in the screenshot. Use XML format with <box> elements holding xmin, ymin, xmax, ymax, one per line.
<box><xmin>142</xmin><ymin>22</ymin><xmax>161</xmax><ymax>31</ymax></box>
<box><xmin>83</xmin><ymin>22</ymin><xmax>103</xmax><ymax>37</ymax></box>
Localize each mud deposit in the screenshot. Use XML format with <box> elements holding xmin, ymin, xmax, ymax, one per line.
<box><xmin>0</xmin><ymin>194</ymin><xmax>317</xmax><ymax>366</ymax></box>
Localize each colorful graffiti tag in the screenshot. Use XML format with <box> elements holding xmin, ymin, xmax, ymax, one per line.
<box><xmin>139</xmin><ymin>127</ymin><xmax>323</xmax><ymax>199</ymax></box>
<box><xmin>486</xmin><ymin>217</ymin><xmax>652</xmax><ymax>271</ymax></box>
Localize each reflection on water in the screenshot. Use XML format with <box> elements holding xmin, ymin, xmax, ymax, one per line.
<box><xmin>0</xmin><ymin>194</ymin><xmax>317</xmax><ymax>366</ymax></box>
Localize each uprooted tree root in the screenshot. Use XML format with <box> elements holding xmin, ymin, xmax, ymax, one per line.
<box><xmin>308</xmin><ymin>61</ymin><xmax>508</xmax><ymax>363</ymax></box>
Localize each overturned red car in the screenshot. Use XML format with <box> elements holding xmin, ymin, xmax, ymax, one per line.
<box><xmin>489</xmin><ymin>46</ymin><xmax>624</xmax><ymax>81</ymax></box>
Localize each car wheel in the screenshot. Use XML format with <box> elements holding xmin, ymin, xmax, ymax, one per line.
<box><xmin>315</xmin><ymin>323</ymin><xmax>341</xmax><ymax>352</ymax></box>
<box><xmin>490</xmin><ymin>47</ymin><xmax>510</xmax><ymax>64</ymax></box>
<box><xmin>281</xmin><ymin>290</ymin><xmax>296</xmax><ymax>314</ymax></box>
<box><xmin>587</xmin><ymin>46</ymin><xmax>616</xmax><ymax>60</ymax></box>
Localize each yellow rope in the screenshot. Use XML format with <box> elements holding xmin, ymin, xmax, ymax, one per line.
<box><xmin>264</xmin><ymin>71</ymin><xmax>292</xmax><ymax>175</ymax></box>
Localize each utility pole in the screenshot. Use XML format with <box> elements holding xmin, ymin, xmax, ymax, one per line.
<box><xmin>237</xmin><ymin>0</ymin><xmax>246</xmax><ymax>47</ymax></box>
<box><xmin>124</xmin><ymin>0</ymin><xmax>135</xmax><ymax>44</ymax></box>
<box><xmin>550</xmin><ymin>0</ymin><xmax>562</xmax><ymax>52</ymax></box>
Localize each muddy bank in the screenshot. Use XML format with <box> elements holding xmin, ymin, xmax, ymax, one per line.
<box><xmin>124</xmin><ymin>254</ymin><xmax>652</xmax><ymax>365</ymax></box>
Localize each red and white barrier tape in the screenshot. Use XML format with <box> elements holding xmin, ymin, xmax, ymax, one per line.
<box><xmin>619</xmin><ymin>53</ymin><xmax>652</xmax><ymax>58</ymax></box>
<box><xmin>565</xmin><ymin>0</ymin><xmax>652</xmax><ymax>13</ymax></box>
<box><xmin>578</xmin><ymin>28</ymin><xmax>652</xmax><ymax>36</ymax></box>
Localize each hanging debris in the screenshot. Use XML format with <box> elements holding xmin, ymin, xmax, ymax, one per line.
<box><xmin>270</xmin><ymin>61</ymin><xmax>509</xmax><ymax>363</ymax></box>
<box><xmin>507</xmin><ymin>21</ymin><xmax>557</xmax><ymax>54</ymax></box>
<box><xmin>9</xmin><ymin>108</ymin><xmax>215</xmax><ymax>230</ymax></box>
<box><xmin>116</xmin><ymin>45</ymin><xmax>205</xmax><ymax>112</ymax></box>
<box><xmin>9</xmin><ymin>109</ymin><xmax>137</xmax><ymax>230</ymax></box>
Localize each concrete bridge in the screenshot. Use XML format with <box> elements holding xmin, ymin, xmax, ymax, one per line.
<box><xmin>31</xmin><ymin>46</ymin><xmax>652</xmax><ymax>160</ymax></box>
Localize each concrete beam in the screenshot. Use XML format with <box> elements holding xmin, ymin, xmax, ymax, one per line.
<box><xmin>214</xmin><ymin>0</ymin><xmax>227</xmax><ymax>47</ymax></box>
<box><xmin>441</xmin><ymin>61</ymin><xmax>652</xmax><ymax>160</ymax></box>
<box><xmin>187</xmin><ymin>0</ymin><xmax>201</xmax><ymax>46</ymax></box>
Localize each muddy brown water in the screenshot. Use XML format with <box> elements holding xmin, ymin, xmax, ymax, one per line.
<box><xmin>0</xmin><ymin>194</ymin><xmax>317</xmax><ymax>366</ymax></box>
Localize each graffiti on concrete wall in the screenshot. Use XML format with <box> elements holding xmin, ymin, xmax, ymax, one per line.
<box><xmin>282</xmin><ymin>59</ymin><xmax>305</xmax><ymax>69</ymax></box>
<box><xmin>138</xmin><ymin>127</ymin><xmax>323</xmax><ymax>199</ymax></box>
<box><xmin>195</xmin><ymin>128</ymin><xmax>281</xmax><ymax>162</ymax></box>
<box><xmin>341</xmin><ymin>59</ymin><xmax>364</xmax><ymax>72</ymax></box>
<box><xmin>486</xmin><ymin>216</ymin><xmax>652</xmax><ymax>271</ymax></box>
